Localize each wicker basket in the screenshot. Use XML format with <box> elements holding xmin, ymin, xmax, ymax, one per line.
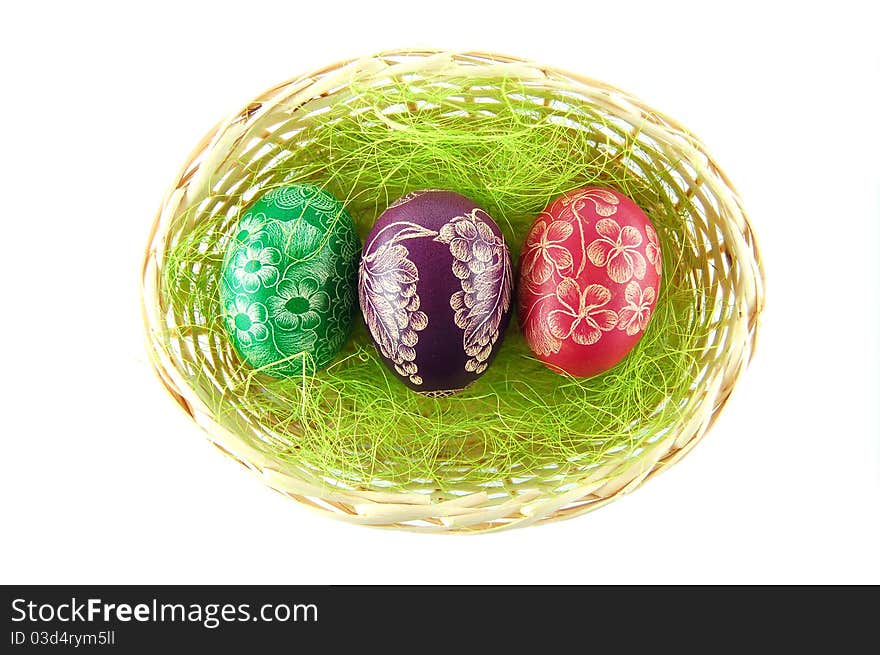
<box><xmin>141</xmin><ymin>50</ymin><xmax>764</xmax><ymax>533</ymax></box>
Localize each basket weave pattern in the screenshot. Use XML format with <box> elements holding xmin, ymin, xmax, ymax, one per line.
<box><xmin>141</xmin><ymin>50</ymin><xmax>764</xmax><ymax>533</ymax></box>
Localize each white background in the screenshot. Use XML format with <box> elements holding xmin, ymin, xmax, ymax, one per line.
<box><xmin>1</xmin><ymin>1</ymin><xmax>878</xmax><ymax>584</ymax></box>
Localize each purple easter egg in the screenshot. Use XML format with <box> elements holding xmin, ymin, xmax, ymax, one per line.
<box><xmin>358</xmin><ymin>190</ymin><xmax>513</xmax><ymax>396</ymax></box>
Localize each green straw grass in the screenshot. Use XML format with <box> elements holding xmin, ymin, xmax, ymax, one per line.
<box><xmin>161</xmin><ymin>75</ymin><xmax>709</xmax><ymax>490</ymax></box>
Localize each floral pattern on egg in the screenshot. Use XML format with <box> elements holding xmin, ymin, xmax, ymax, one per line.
<box><xmin>359</xmin><ymin>190</ymin><xmax>513</xmax><ymax>395</ymax></box>
<box><xmin>518</xmin><ymin>187</ymin><xmax>661</xmax><ymax>378</ymax></box>
<box><xmin>220</xmin><ymin>183</ymin><xmax>360</xmax><ymax>377</ymax></box>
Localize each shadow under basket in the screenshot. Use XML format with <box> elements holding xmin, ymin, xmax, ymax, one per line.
<box><xmin>141</xmin><ymin>49</ymin><xmax>765</xmax><ymax>533</ymax></box>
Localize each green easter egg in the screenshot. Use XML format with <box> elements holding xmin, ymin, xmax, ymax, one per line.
<box><xmin>220</xmin><ymin>184</ymin><xmax>360</xmax><ymax>377</ymax></box>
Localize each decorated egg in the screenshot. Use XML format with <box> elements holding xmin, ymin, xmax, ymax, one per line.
<box><xmin>518</xmin><ymin>186</ymin><xmax>662</xmax><ymax>378</ymax></box>
<box><xmin>220</xmin><ymin>183</ymin><xmax>360</xmax><ymax>376</ymax></box>
<box><xmin>359</xmin><ymin>190</ymin><xmax>513</xmax><ymax>396</ymax></box>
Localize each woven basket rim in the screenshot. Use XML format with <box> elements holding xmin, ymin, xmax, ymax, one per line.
<box><xmin>141</xmin><ymin>48</ymin><xmax>765</xmax><ymax>533</ymax></box>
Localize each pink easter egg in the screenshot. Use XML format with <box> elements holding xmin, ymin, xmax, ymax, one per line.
<box><xmin>517</xmin><ymin>186</ymin><xmax>662</xmax><ymax>378</ymax></box>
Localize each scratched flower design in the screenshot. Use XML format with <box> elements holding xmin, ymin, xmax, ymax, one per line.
<box><xmin>224</xmin><ymin>295</ymin><xmax>270</xmax><ymax>347</ymax></box>
<box><xmin>586</xmin><ymin>218</ymin><xmax>647</xmax><ymax>284</ymax></box>
<box><xmin>617</xmin><ymin>282</ymin><xmax>656</xmax><ymax>336</ymax></box>
<box><xmin>520</xmin><ymin>219</ymin><xmax>574</xmax><ymax>285</ymax></box>
<box><xmin>232</xmin><ymin>211</ymin><xmax>269</xmax><ymax>246</ymax></box>
<box><xmin>229</xmin><ymin>243</ymin><xmax>282</xmax><ymax>292</ymax></box>
<box><xmin>547</xmin><ymin>278</ymin><xmax>618</xmax><ymax>346</ymax></box>
<box><xmin>266</xmin><ymin>275</ymin><xmax>329</xmax><ymax>331</ymax></box>
<box><xmin>645</xmin><ymin>223</ymin><xmax>662</xmax><ymax>276</ymax></box>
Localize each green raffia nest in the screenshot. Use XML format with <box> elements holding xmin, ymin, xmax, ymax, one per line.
<box><xmin>141</xmin><ymin>50</ymin><xmax>764</xmax><ymax>533</ymax></box>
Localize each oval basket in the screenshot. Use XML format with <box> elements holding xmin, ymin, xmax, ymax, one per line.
<box><xmin>141</xmin><ymin>50</ymin><xmax>764</xmax><ymax>533</ymax></box>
